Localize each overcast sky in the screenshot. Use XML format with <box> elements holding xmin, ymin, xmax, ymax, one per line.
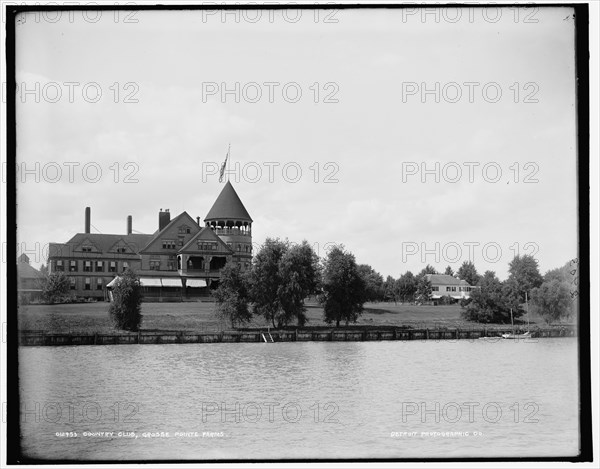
<box><xmin>14</xmin><ymin>6</ymin><xmax>578</xmax><ymax>280</ymax></box>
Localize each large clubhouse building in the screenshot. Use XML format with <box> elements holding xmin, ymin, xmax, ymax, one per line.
<box><xmin>48</xmin><ymin>182</ymin><xmax>253</xmax><ymax>301</ymax></box>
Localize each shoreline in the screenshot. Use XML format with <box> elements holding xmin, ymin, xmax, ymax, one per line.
<box><xmin>19</xmin><ymin>325</ymin><xmax>577</xmax><ymax>346</ymax></box>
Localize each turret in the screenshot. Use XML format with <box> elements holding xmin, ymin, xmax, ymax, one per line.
<box><xmin>204</xmin><ymin>181</ymin><xmax>253</xmax><ymax>266</ymax></box>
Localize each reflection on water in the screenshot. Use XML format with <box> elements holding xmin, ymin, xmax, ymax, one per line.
<box><xmin>19</xmin><ymin>339</ymin><xmax>580</xmax><ymax>460</ymax></box>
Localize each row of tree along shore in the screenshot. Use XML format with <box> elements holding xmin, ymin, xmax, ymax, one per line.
<box><xmin>103</xmin><ymin>238</ymin><xmax>578</xmax><ymax>333</ymax></box>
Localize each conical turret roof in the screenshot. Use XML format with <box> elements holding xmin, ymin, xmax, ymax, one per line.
<box><xmin>204</xmin><ymin>181</ymin><xmax>253</xmax><ymax>222</ymax></box>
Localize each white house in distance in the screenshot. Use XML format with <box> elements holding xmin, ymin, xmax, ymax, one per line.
<box><xmin>425</xmin><ymin>274</ymin><xmax>477</xmax><ymax>303</ymax></box>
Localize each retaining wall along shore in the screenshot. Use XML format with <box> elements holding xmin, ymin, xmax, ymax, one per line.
<box><xmin>18</xmin><ymin>326</ymin><xmax>576</xmax><ymax>346</ymax></box>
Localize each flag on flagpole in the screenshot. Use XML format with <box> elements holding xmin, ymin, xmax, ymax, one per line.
<box><xmin>219</xmin><ymin>145</ymin><xmax>230</xmax><ymax>182</ymax></box>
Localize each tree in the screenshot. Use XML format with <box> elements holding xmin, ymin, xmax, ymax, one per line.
<box><xmin>418</xmin><ymin>264</ymin><xmax>437</xmax><ymax>277</ymax></box>
<box><xmin>357</xmin><ymin>264</ymin><xmax>385</xmax><ymax>302</ymax></box>
<box><xmin>544</xmin><ymin>266</ymin><xmax>568</xmax><ymax>283</ymax></box>
<box><xmin>507</xmin><ymin>255</ymin><xmax>543</xmax><ymax>303</ymax></box>
<box><xmin>248</xmin><ymin>238</ymin><xmax>289</xmax><ymax>328</ymax></box>
<box><xmin>461</xmin><ymin>271</ymin><xmax>512</xmax><ymax>323</ymax></box>
<box><xmin>39</xmin><ymin>264</ymin><xmax>49</xmax><ymax>276</ymax></box>
<box><xmin>277</xmin><ymin>241</ymin><xmax>321</xmax><ymax>327</ymax></box>
<box><xmin>214</xmin><ymin>263</ymin><xmax>252</xmax><ymax>329</ymax></box>
<box><xmin>109</xmin><ymin>269</ymin><xmax>143</xmax><ymax>331</ymax></box>
<box><xmin>248</xmin><ymin>238</ymin><xmax>320</xmax><ymax>328</ymax></box>
<box><xmin>543</xmin><ymin>260</ymin><xmax>579</xmax><ymax>319</ymax></box>
<box><xmin>501</xmin><ymin>277</ymin><xmax>526</xmax><ymax>319</ymax></box>
<box><xmin>457</xmin><ymin>261</ymin><xmax>480</xmax><ymax>286</ymax></box>
<box><xmin>415</xmin><ymin>275</ymin><xmax>432</xmax><ymax>303</ymax></box>
<box><xmin>530</xmin><ymin>280</ymin><xmax>573</xmax><ymax>324</ymax></box>
<box><xmin>42</xmin><ymin>272</ymin><xmax>70</xmax><ymax>304</ymax></box>
<box><xmin>320</xmin><ymin>246</ymin><xmax>366</xmax><ymax>327</ymax></box>
<box><xmin>383</xmin><ymin>275</ymin><xmax>397</xmax><ymax>303</ymax></box>
<box><xmin>444</xmin><ymin>265</ymin><xmax>454</xmax><ymax>276</ymax></box>
<box><xmin>397</xmin><ymin>271</ymin><xmax>417</xmax><ymax>303</ymax></box>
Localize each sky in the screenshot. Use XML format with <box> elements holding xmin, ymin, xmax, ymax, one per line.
<box><xmin>12</xmin><ymin>5</ymin><xmax>580</xmax><ymax>280</ymax></box>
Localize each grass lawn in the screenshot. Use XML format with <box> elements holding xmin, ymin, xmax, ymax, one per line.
<box><xmin>17</xmin><ymin>300</ymin><xmax>552</xmax><ymax>334</ymax></box>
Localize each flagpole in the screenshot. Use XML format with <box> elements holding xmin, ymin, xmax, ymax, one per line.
<box><xmin>227</xmin><ymin>143</ymin><xmax>231</xmax><ymax>182</ymax></box>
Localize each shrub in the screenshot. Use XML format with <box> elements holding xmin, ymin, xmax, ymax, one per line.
<box><xmin>440</xmin><ymin>295</ymin><xmax>456</xmax><ymax>305</ymax></box>
<box><xmin>108</xmin><ymin>269</ymin><xmax>143</xmax><ymax>332</ymax></box>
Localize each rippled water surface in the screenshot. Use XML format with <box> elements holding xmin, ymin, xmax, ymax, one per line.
<box><xmin>19</xmin><ymin>339</ymin><xmax>580</xmax><ymax>460</ymax></box>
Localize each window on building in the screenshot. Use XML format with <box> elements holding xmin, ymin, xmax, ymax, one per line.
<box><xmin>82</xmin><ymin>246</ymin><xmax>92</xmax><ymax>252</ymax></box>
<box><xmin>162</xmin><ymin>240</ymin><xmax>176</xmax><ymax>250</ymax></box>
<box><xmin>122</xmin><ymin>261</ymin><xmax>129</xmax><ymax>272</ymax></box>
<box><xmin>83</xmin><ymin>261</ymin><xmax>92</xmax><ymax>272</ymax></box>
<box><xmin>55</xmin><ymin>260</ymin><xmax>64</xmax><ymax>272</ymax></box>
<box><xmin>69</xmin><ymin>260</ymin><xmax>77</xmax><ymax>272</ymax></box>
<box><xmin>167</xmin><ymin>258</ymin><xmax>176</xmax><ymax>271</ymax></box>
<box><xmin>109</xmin><ymin>261</ymin><xmax>117</xmax><ymax>273</ymax></box>
<box><xmin>116</xmin><ymin>247</ymin><xmax>127</xmax><ymax>254</ymax></box>
<box><xmin>96</xmin><ymin>261</ymin><xmax>104</xmax><ymax>272</ymax></box>
<box><xmin>96</xmin><ymin>278</ymin><xmax>103</xmax><ymax>290</ymax></box>
<box><xmin>69</xmin><ymin>277</ymin><xmax>76</xmax><ymax>290</ymax></box>
<box><xmin>84</xmin><ymin>278</ymin><xmax>91</xmax><ymax>290</ymax></box>
<box><xmin>150</xmin><ymin>260</ymin><xmax>161</xmax><ymax>270</ymax></box>
<box><xmin>432</xmin><ymin>286</ymin><xmax>439</xmax><ymax>292</ymax></box>
<box><xmin>197</xmin><ymin>241</ymin><xmax>218</xmax><ymax>251</ymax></box>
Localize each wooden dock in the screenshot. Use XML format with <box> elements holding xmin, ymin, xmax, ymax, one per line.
<box><xmin>18</xmin><ymin>326</ymin><xmax>577</xmax><ymax>347</ymax></box>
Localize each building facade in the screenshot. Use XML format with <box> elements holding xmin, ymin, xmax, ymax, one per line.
<box><xmin>425</xmin><ymin>274</ymin><xmax>477</xmax><ymax>304</ymax></box>
<box><xmin>17</xmin><ymin>253</ymin><xmax>45</xmax><ymax>302</ymax></box>
<box><xmin>48</xmin><ymin>182</ymin><xmax>253</xmax><ymax>301</ymax></box>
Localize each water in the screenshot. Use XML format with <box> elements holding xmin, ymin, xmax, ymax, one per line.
<box><xmin>19</xmin><ymin>339</ymin><xmax>580</xmax><ymax>460</ymax></box>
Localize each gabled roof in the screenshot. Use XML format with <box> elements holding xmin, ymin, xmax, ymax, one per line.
<box><xmin>17</xmin><ymin>262</ymin><xmax>45</xmax><ymax>280</ymax></box>
<box><xmin>179</xmin><ymin>226</ymin><xmax>233</xmax><ymax>254</ymax></box>
<box><xmin>426</xmin><ymin>274</ymin><xmax>466</xmax><ymax>286</ymax></box>
<box><xmin>18</xmin><ymin>253</ymin><xmax>30</xmax><ymax>264</ymax></box>
<box><xmin>49</xmin><ymin>233</ymin><xmax>154</xmax><ymax>257</ymax></box>
<box><xmin>73</xmin><ymin>236</ymin><xmax>102</xmax><ymax>253</ymax></box>
<box><xmin>204</xmin><ymin>181</ymin><xmax>253</xmax><ymax>222</ymax></box>
<box><xmin>139</xmin><ymin>211</ymin><xmax>200</xmax><ymax>254</ymax></box>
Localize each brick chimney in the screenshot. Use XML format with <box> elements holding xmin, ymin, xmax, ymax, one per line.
<box><xmin>159</xmin><ymin>209</ymin><xmax>170</xmax><ymax>231</ymax></box>
<box><xmin>127</xmin><ymin>215</ymin><xmax>132</xmax><ymax>235</ymax></box>
<box><xmin>85</xmin><ymin>207</ymin><xmax>91</xmax><ymax>233</ymax></box>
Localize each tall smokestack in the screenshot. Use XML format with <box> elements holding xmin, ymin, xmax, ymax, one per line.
<box><xmin>85</xmin><ymin>207</ymin><xmax>91</xmax><ymax>233</ymax></box>
<box><xmin>196</xmin><ymin>216</ymin><xmax>200</xmax><ymax>226</ymax></box>
<box><xmin>127</xmin><ymin>215</ymin><xmax>132</xmax><ymax>235</ymax></box>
